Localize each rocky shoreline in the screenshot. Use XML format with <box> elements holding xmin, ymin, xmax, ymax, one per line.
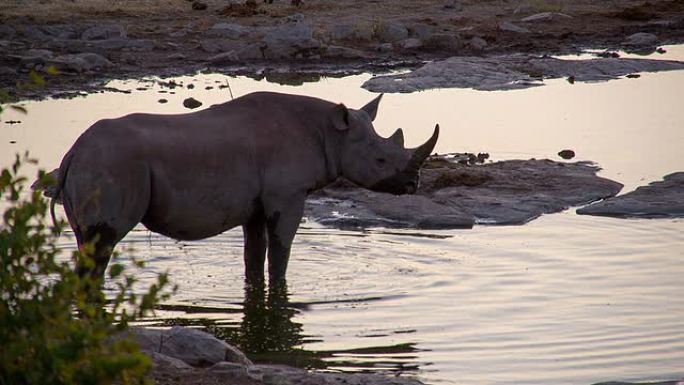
<box><xmin>130</xmin><ymin>326</ymin><xmax>423</xmax><ymax>385</ymax></box>
<box><xmin>2</xmin><ymin>0</ymin><xmax>684</xmax><ymax>101</ymax></box>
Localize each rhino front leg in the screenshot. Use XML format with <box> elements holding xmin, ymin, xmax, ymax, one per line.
<box><xmin>243</xmin><ymin>207</ymin><xmax>268</xmax><ymax>282</ymax></box>
<box><xmin>265</xmin><ymin>195</ymin><xmax>305</xmax><ymax>283</ymax></box>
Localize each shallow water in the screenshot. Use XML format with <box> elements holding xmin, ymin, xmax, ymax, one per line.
<box><xmin>2</xmin><ymin>50</ymin><xmax>684</xmax><ymax>385</ymax></box>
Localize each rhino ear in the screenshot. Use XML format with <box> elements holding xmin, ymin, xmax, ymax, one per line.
<box><xmin>361</xmin><ymin>93</ymin><xmax>383</xmax><ymax>121</ymax></box>
<box><xmin>331</xmin><ymin>103</ymin><xmax>350</xmax><ymax>131</ymax></box>
<box><xmin>389</xmin><ymin>128</ymin><xmax>404</xmax><ymax>147</ymax></box>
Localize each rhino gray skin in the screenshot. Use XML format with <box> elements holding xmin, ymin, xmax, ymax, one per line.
<box><xmin>54</xmin><ymin>91</ymin><xmax>439</xmax><ymax>282</ymax></box>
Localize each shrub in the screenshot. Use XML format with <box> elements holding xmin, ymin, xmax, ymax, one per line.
<box><xmin>0</xmin><ymin>154</ymin><xmax>174</xmax><ymax>385</ymax></box>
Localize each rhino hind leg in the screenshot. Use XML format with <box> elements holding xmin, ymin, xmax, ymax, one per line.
<box><xmin>243</xmin><ymin>204</ymin><xmax>268</xmax><ymax>282</ymax></box>
<box><xmin>74</xmin><ymin>223</ymin><xmax>120</xmax><ymax>280</ymax></box>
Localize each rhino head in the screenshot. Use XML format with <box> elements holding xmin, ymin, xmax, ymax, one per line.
<box><xmin>331</xmin><ymin>94</ymin><xmax>439</xmax><ymax>195</ymax></box>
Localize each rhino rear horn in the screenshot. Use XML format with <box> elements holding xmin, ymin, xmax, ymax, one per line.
<box><xmin>408</xmin><ymin>124</ymin><xmax>440</xmax><ymax>171</ymax></box>
<box><xmin>361</xmin><ymin>93</ymin><xmax>383</xmax><ymax>121</ymax></box>
<box><xmin>389</xmin><ymin>128</ymin><xmax>404</xmax><ymax>147</ymax></box>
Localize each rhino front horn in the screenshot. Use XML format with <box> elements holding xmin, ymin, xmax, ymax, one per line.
<box><xmin>409</xmin><ymin>124</ymin><xmax>440</xmax><ymax>170</ymax></box>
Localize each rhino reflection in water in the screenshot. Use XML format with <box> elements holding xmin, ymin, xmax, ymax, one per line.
<box><xmin>52</xmin><ymin>91</ymin><xmax>439</xmax><ymax>282</ymax></box>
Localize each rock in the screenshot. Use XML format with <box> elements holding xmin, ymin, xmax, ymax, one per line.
<box><xmin>284</xmin><ymin>13</ymin><xmax>305</xmax><ymax>23</ymax></box>
<box><xmin>376</xmin><ymin>43</ymin><xmax>393</xmax><ymax>52</ymax></box>
<box><xmin>149</xmin><ymin>352</ymin><xmax>193</xmax><ymax>371</ymax></box>
<box><xmin>362</xmin><ymin>55</ymin><xmax>684</xmax><ymax>93</ymax></box>
<box><xmin>0</xmin><ymin>25</ymin><xmax>16</xmax><ymax>40</ymax></box>
<box><xmin>520</xmin><ymin>12</ymin><xmax>573</xmax><ymax>22</ymax></box>
<box><xmin>0</xmin><ymin>66</ymin><xmax>15</xmax><ymax>76</ymax></box>
<box><xmin>306</xmin><ymin>158</ymin><xmax>623</xmax><ymax>228</ymax></box>
<box><xmin>577</xmin><ymin>172</ymin><xmax>684</xmax><ymax>218</ymax></box>
<box><xmin>48</xmin><ymin>53</ymin><xmax>113</xmax><ymax>73</ymax></box>
<box><xmin>330</xmin><ymin>24</ymin><xmax>355</xmax><ymax>41</ymax></box>
<box><xmin>622</xmin><ymin>32</ymin><xmax>659</xmax><ymax>52</ymax></box>
<box><xmin>499</xmin><ymin>21</ymin><xmax>531</xmax><ymax>33</ymax></box>
<box><xmin>323</xmin><ymin>45</ymin><xmax>370</xmax><ymax>59</ymax></box>
<box><xmin>558</xmin><ymin>149</ymin><xmax>575</xmax><ymax>159</ymax></box>
<box><xmin>192</xmin><ymin>1</ymin><xmax>208</xmax><ymax>10</ymax></box>
<box><xmin>399</xmin><ymin>38</ymin><xmax>423</xmax><ymax>50</ymax></box>
<box><xmin>443</xmin><ymin>0</ymin><xmax>463</xmax><ymax>11</ymax></box>
<box><xmin>408</xmin><ymin>24</ymin><xmax>434</xmax><ymax>40</ymax></box>
<box><xmin>16</xmin><ymin>49</ymin><xmax>54</xmax><ymax>68</ymax></box>
<box><xmin>207</xmin><ymin>362</ymin><xmax>251</xmax><ymax>382</ymax></box>
<box><xmin>208</xmin><ymin>23</ymin><xmax>250</xmax><ymax>39</ymax></box>
<box><xmin>81</xmin><ymin>24</ymin><xmax>126</xmax><ymax>40</ymax></box>
<box><xmin>200</xmin><ymin>38</ymin><xmax>241</xmax><ymax>53</ymax></box>
<box><xmin>236</xmin><ymin>43</ymin><xmax>265</xmax><ymax>60</ymax></box>
<box><xmin>132</xmin><ymin>326</ymin><xmax>252</xmax><ymax>367</ymax></box>
<box><xmin>262</xmin><ymin>23</ymin><xmax>320</xmax><ymax>59</ymax></box>
<box><xmin>376</xmin><ymin>21</ymin><xmax>409</xmax><ymax>43</ymax></box>
<box><xmin>158</xmin><ymin>98</ymin><xmax>168</xmax><ymax>104</ymax></box>
<box><xmin>423</xmin><ymin>33</ymin><xmax>462</xmax><ymax>53</ymax></box>
<box><xmin>166</xmin><ymin>53</ymin><xmax>187</xmax><ymax>60</ymax></box>
<box><xmin>208</xmin><ymin>51</ymin><xmax>239</xmax><ymax>64</ymax></box>
<box><xmin>183</xmin><ymin>97</ymin><xmax>203</xmax><ymax>109</ymax></box>
<box><xmin>467</xmin><ymin>36</ymin><xmax>487</xmax><ymax>50</ymax></box>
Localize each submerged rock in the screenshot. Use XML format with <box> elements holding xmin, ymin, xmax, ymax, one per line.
<box><xmin>577</xmin><ymin>172</ymin><xmax>684</xmax><ymax>218</ymax></box>
<box><xmin>363</xmin><ymin>55</ymin><xmax>684</xmax><ymax>92</ymax></box>
<box><xmin>305</xmin><ymin>158</ymin><xmax>623</xmax><ymax>228</ymax></box>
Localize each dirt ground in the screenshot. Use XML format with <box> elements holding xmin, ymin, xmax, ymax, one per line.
<box><xmin>1</xmin><ymin>0</ymin><xmax>684</xmax><ymax>100</ymax></box>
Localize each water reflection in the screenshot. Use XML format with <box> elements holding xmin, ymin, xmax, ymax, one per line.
<box><xmin>149</xmin><ymin>278</ymin><xmax>424</xmax><ymax>373</ymax></box>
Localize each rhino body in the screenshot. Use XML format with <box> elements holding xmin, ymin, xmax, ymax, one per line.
<box><xmin>55</xmin><ymin>91</ymin><xmax>438</xmax><ymax>282</ymax></box>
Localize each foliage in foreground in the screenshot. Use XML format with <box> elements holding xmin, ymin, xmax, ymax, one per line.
<box><xmin>0</xmin><ymin>155</ymin><xmax>174</xmax><ymax>385</ymax></box>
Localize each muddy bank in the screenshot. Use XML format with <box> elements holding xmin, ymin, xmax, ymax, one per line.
<box><xmin>2</xmin><ymin>0</ymin><xmax>684</xmax><ymax>100</ymax></box>
<box><xmin>305</xmin><ymin>156</ymin><xmax>623</xmax><ymax>229</ymax></box>
<box><xmin>577</xmin><ymin>172</ymin><xmax>684</xmax><ymax>218</ymax></box>
<box><xmin>130</xmin><ymin>326</ymin><xmax>423</xmax><ymax>385</ymax></box>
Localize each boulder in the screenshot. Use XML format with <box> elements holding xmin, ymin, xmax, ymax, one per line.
<box><xmin>399</xmin><ymin>38</ymin><xmax>423</xmax><ymax>50</ymax></box>
<box><xmin>376</xmin><ymin>21</ymin><xmax>409</xmax><ymax>43</ymax></box>
<box><xmin>423</xmin><ymin>33</ymin><xmax>462</xmax><ymax>53</ymax></box>
<box><xmin>376</xmin><ymin>43</ymin><xmax>393</xmax><ymax>52</ymax></box>
<box><xmin>577</xmin><ymin>172</ymin><xmax>684</xmax><ymax>218</ymax></box>
<box><xmin>622</xmin><ymin>32</ymin><xmax>659</xmax><ymax>51</ymax></box>
<box><xmin>306</xmin><ymin>158</ymin><xmax>623</xmax><ymax>228</ymax></box>
<box><xmin>467</xmin><ymin>36</ymin><xmax>487</xmax><ymax>50</ymax></box>
<box><xmin>362</xmin><ymin>55</ymin><xmax>684</xmax><ymax>93</ymax></box>
<box><xmin>262</xmin><ymin>23</ymin><xmax>321</xmax><ymax>59</ymax></box>
<box><xmin>81</xmin><ymin>24</ymin><xmax>127</xmax><ymax>40</ymax></box>
<box><xmin>48</xmin><ymin>53</ymin><xmax>113</xmax><ymax>73</ymax></box>
<box><xmin>499</xmin><ymin>21</ymin><xmax>531</xmax><ymax>33</ymax></box>
<box><xmin>323</xmin><ymin>45</ymin><xmax>370</xmax><ymax>59</ymax></box>
<box><xmin>208</xmin><ymin>23</ymin><xmax>250</xmax><ymax>39</ymax></box>
<box><xmin>208</xmin><ymin>50</ymin><xmax>239</xmax><ymax>64</ymax></box>
<box><xmin>0</xmin><ymin>25</ymin><xmax>16</xmax><ymax>40</ymax></box>
<box><xmin>236</xmin><ymin>43</ymin><xmax>265</xmax><ymax>60</ymax></box>
<box><xmin>132</xmin><ymin>326</ymin><xmax>252</xmax><ymax>367</ymax></box>
<box><xmin>408</xmin><ymin>24</ymin><xmax>434</xmax><ymax>40</ymax></box>
<box><xmin>520</xmin><ymin>12</ymin><xmax>573</xmax><ymax>22</ymax></box>
<box><xmin>15</xmin><ymin>49</ymin><xmax>54</xmax><ymax>68</ymax></box>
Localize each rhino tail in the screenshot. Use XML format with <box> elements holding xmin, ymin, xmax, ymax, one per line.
<box><xmin>51</xmin><ymin>150</ymin><xmax>76</xmax><ymax>232</ymax></box>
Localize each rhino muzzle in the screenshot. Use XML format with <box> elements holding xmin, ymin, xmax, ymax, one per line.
<box><xmin>371</xmin><ymin>124</ymin><xmax>439</xmax><ymax>195</ymax></box>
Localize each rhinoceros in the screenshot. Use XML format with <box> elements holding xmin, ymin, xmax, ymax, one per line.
<box><xmin>51</xmin><ymin>91</ymin><xmax>439</xmax><ymax>282</ymax></box>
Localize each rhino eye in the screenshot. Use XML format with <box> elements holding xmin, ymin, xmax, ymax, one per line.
<box><xmin>376</xmin><ymin>157</ymin><xmax>386</xmax><ymax>164</ymax></box>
